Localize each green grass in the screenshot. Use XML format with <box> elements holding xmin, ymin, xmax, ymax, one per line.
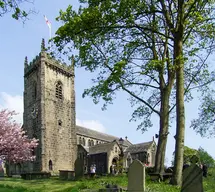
<box><xmin>0</xmin><ymin>175</ymin><xmax>179</xmax><ymax>192</ymax></box>
<box><xmin>0</xmin><ymin>169</ymin><xmax>214</xmax><ymax>192</ymax></box>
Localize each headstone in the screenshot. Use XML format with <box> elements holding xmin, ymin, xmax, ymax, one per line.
<box><xmin>181</xmin><ymin>155</ymin><xmax>203</xmax><ymax>192</ymax></box>
<box><xmin>75</xmin><ymin>158</ymin><xmax>84</xmax><ymax>178</ymax></box>
<box><xmin>127</xmin><ymin>159</ymin><xmax>145</xmax><ymax>192</ymax></box>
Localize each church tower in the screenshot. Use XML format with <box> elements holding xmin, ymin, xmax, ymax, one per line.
<box><xmin>23</xmin><ymin>39</ymin><xmax>77</xmax><ymax>173</ymax></box>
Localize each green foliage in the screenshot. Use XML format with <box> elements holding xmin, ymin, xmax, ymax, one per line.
<box><xmin>53</xmin><ymin>0</ymin><xmax>215</xmax><ymax>134</ymax></box>
<box><xmin>172</xmin><ymin>146</ymin><xmax>215</xmax><ymax>167</ymax></box>
<box><xmin>203</xmin><ymin>167</ymin><xmax>215</xmax><ymax>191</ymax></box>
<box><xmin>198</xmin><ymin>147</ymin><xmax>215</xmax><ymax>167</ymax></box>
<box><xmin>0</xmin><ymin>0</ymin><xmax>34</xmax><ymax>20</ymax></box>
<box><xmin>172</xmin><ymin>146</ymin><xmax>198</xmax><ymax>165</ymax></box>
<box><xmin>183</xmin><ymin>146</ymin><xmax>199</xmax><ymax>164</ymax></box>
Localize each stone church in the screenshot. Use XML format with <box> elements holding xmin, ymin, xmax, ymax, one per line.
<box><xmin>9</xmin><ymin>40</ymin><xmax>157</xmax><ymax>175</ymax></box>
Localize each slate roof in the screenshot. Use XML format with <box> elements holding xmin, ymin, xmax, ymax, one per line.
<box><xmin>125</xmin><ymin>141</ymin><xmax>154</xmax><ymax>154</ymax></box>
<box><xmin>88</xmin><ymin>142</ymin><xmax>116</xmax><ymax>155</ymax></box>
<box><xmin>76</xmin><ymin>125</ymin><xmax>132</xmax><ymax>147</ymax></box>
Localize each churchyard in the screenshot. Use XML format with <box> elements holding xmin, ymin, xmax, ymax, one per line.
<box><xmin>0</xmin><ymin>159</ymin><xmax>215</xmax><ymax>192</ymax></box>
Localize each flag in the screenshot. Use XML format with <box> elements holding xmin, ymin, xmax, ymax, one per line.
<box><xmin>44</xmin><ymin>15</ymin><xmax>51</xmax><ymax>29</ymax></box>
<box><xmin>44</xmin><ymin>15</ymin><xmax>52</xmax><ymax>39</ymax></box>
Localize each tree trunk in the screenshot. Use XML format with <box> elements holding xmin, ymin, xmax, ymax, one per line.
<box><xmin>154</xmin><ymin>88</ymin><xmax>170</xmax><ymax>173</ymax></box>
<box><xmin>171</xmin><ymin>37</ymin><xmax>185</xmax><ymax>186</ymax></box>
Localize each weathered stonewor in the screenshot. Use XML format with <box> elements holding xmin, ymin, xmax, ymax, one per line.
<box><xmin>127</xmin><ymin>159</ymin><xmax>145</xmax><ymax>192</ymax></box>
<box><xmin>22</xmin><ymin>39</ymin><xmax>77</xmax><ymax>173</ymax></box>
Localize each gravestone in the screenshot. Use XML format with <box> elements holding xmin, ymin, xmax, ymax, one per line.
<box><xmin>127</xmin><ymin>159</ymin><xmax>145</xmax><ymax>192</ymax></box>
<box><xmin>181</xmin><ymin>155</ymin><xmax>203</xmax><ymax>192</ymax></box>
<box><xmin>75</xmin><ymin>158</ymin><xmax>84</xmax><ymax>178</ymax></box>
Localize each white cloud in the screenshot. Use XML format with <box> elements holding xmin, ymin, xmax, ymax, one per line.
<box><xmin>76</xmin><ymin>119</ymin><xmax>106</xmax><ymax>133</ymax></box>
<box><xmin>0</xmin><ymin>92</ymin><xmax>23</xmax><ymax>124</ymax></box>
<box><xmin>0</xmin><ymin>92</ymin><xmax>106</xmax><ymax>132</ymax></box>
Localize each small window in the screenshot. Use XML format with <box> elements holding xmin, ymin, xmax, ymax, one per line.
<box><xmin>56</xmin><ymin>81</ymin><xmax>63</xmax><ymax>99</ymax></box>
<box><xmin>58</xmin><ymin>120</ymin><xmax>62</xmax><ymax>126</ymax></box>
<box><xmin>88</xmin><ymin>139</ymin><xmax>91</xmax><ymax>146</ymax></box>
<box><xmin>49</xmin><ymin>160</ymin><xmax>53</xmax><ymax>171</ymax></box>
<box><xmin>83</xmin><ymin>138</ymin><xmax>85</xmax><ymax>146</ymax></box>
<box><xmin>96</xmin><ymin>141</ymin><xmax>99</xmax><ymax>145</ymax></box>
<box><xmin>115</xmin><ymin>147</ymin><xmax>117</xmax><ymax>153</ymax></box>
<box><xmin>91</xmin><ymin>140</ymin><xmax>94</xmax><ymax>146</ymax></box>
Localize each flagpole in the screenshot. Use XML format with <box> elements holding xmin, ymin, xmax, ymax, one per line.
<box><xmin>49</xmin><ymin>27</ymin><xmax>52</xmax><ymax>40</ymax></box>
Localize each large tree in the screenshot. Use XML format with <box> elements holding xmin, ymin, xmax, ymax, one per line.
<box><xmin>54</xmin><ymin>0</ymin><xmax>176</xmax><ymax>176</ymax></box>
<box><xmin>0</xmin><ymin>0</ymin><xmax>35</xmax><ymax>20</ymax></box>
<box><xmin>53</xmin><ymin>0</ymin><xmax>215</xmax><ymax>185</ymax></box>
<box><xmin>0</xmin><ymin>109</ymin><xmax>38</xmax><ymax>163</ymax></box>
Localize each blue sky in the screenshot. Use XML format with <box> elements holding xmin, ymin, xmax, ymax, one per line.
<box><xmin>0</xmin><ymin>0</ymin><xmax>214</xmax><ymax>166</ymax></box>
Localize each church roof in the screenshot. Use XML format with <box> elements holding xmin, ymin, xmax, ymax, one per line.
<box><xmin>88</xmin><ymin>142</ymin><xmax>116</xmax><ymax>155</ymax></box>
<box><xmin>125</xmin><ymin>141</ymin><xmax>154</xmax><ymax>154</ymax></box>
<box><xmin>76</xmin><ymin>125</ymin><xmax>132</xmax><ymax>146</ymax></box>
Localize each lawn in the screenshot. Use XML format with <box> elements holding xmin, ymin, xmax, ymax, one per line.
<box><xmin>0</xmin><ymin>175</ymin><xmax>179</xmax><ymax>192</ymax></box>
<box><xmin>0</xmin><ymin>169</ymin><xmax>214</xmax><ymax>192</ymax></box>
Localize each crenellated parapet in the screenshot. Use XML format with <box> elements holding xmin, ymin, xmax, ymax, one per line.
<box><xmin>24</xmin><ymin>39</ymin><xmax>74</xmax><ymax>78</ymax></box>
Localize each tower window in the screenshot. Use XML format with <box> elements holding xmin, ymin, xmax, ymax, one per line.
<box><xmin>49</xmin><ymin>160</ymin><xmax>53</xmax><ymax>171</ymax></box>
<box><xmin>58</xmin><ymin>120</ymin><xmax>62</xmax><ymax>126</ymax></box>
<box><xmin>56</xmin><ymin>81</ymin><xmax>63</xmax><ymax>99</ymax></box>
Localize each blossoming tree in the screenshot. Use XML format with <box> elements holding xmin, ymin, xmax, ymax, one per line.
<box><xmin>0</xmin><ymin>109</ymin><xmax>38</xmax><ymax>163</ymax></box>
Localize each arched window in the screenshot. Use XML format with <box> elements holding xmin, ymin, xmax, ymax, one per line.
<box><xmin>88</xmin><ymin>139</ymin><xmax>91</xmax><ymax>146</ymax></box>
<box><xmin>49</xmin><ymin>160</ymin><xmax>53</xmax><ymax>171</ymax></box>
<box><xmin>83</xmin><ymin>138</ymin><xmax>85</xmax><ymax>146</ymax></box>
<box><xmin>55</xmin><ymin>81</ymin><xmax>63</xmax><ymax>99</ymax></box>
<box><xmin>79</xmin><ymin>137</ymin><xmax>82</xmax><ymax>145</ymax></box>
<box><xmin>96</xmin><ymin>141</ymin><xmax>99</xmax><ymax>145</ymax></box>
<box><xmin>91</xmin><ymin>140</ymin><xmax>94</xmax><ymax>146</ymax></box>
